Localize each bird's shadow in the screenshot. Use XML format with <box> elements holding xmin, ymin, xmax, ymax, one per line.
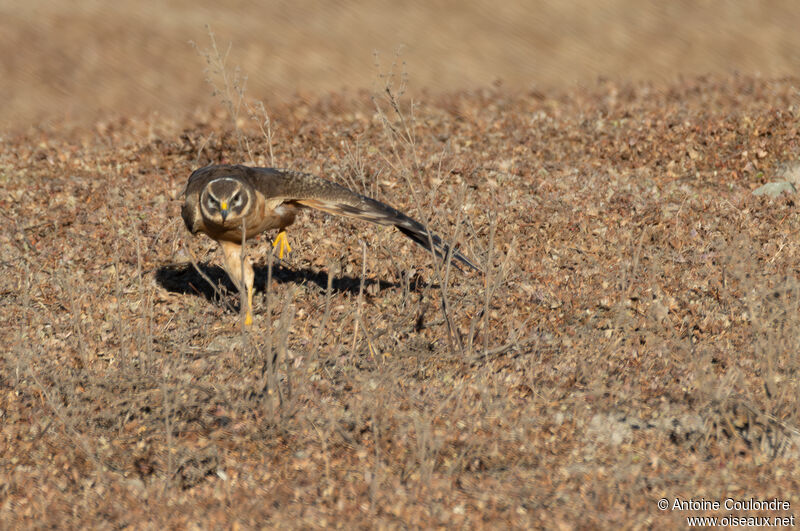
<box><xmin>155</xmin><ymin>261</ymin><xmax>403</xmax><ymax>305</ymax></box>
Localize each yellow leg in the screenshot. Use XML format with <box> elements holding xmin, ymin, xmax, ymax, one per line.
<box><xmin>272</xmin><ymin>230</ymin><xmax>292</xmax><ymax>259</ymax></box>
<box><xmin>220</xmin><ymin>241</ymin><xmax>255</xmax><ymax>326</ymax></box>
<box><xmin>244</xmin><ymin>285</ymin><xmax>253</xmax><ymax>326</ymax></box>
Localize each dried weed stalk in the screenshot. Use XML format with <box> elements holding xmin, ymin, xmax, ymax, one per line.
<box><xmin>239</xmin><ymin>218</ymin><xmax>249</xmax><ymax>335</ymax></box>
<box><xmin>192</xmin><ymin>25</ymin><xmax>276</xmax><ymax>165</ymax></box>
<box><xmin>372</xmin><ymin>54</ymin><xmax>466</xmax><ymax>355</ymax></box>
<box><xmin>371</xmin><ymin>51</ymin><xmax>522</xmax><ymax>360</ymax></box>
<box><xmin>309</xmin><ymin>263</ymin><xmax>336</xmax><ymax>361</ymax></box>
<box><xmin>160</xmin><ymin>369</ymin><xmax>174</xmax><ymax>493</ymax></box>
<box><xmin>182</xmin><ymin>242</ymin><xmax>237</xmax><ymax>315</ymax></box>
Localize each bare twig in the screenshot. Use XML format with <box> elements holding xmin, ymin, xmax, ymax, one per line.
<box><xmin>161</xmin><ymin>369</ymin><xmax>173</xmax><ymax>493</ymax></box>
<box><xmin>240</xmin><ymin>218</ymin><xmax>249</xmax><ymax>335</ymax></box>
<box><xmin>246</xmin><ymin>100</ymin><xmax>276</xmax><ymax>167</ymax></box>
<box><xmin>309</xmin><ymin>263</ymin><xmax>336</xmax><ymax>361</ymax></box>
<box><xmin>193</xmin><ymin>25</ymin><xmax>278</xmax><ymax>165</ymax></box>
<box><xmin>192</xmin><ymin>26</ymin><xmax>251</xmax><ymax>160</ymax></box>
<box><xmin>27</xmin><ymin>367</ymin><xmax>103</xmax><ymax>474</ymax></box>
<box><xmin>112</xmin><ymin>243</ymin><xmax>127</xmax><ymax>367</ymax></box>
<box><xmin>182</xmin><ymin>242</ymin><xmax>237</xmax><ymax>314</ymax></box>
<box><xmin>276</xmin><ymin>286</ymin><xmax>297</xmax><ymax>408</ymax></box>
<box><xmin>350</xmin><ymin>241</ymin><xmax>368</xmax><ymax>358</ymax></box>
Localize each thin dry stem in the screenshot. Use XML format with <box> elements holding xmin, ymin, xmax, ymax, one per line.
<box><xmin>309</xmin><ymin>264</ymin><xmax>336</xmax><ymax>361</ymax></box>
<box><xmin>182</xmin><ymin>242</ymin><xmax>237</xmax><ymax>315</ymax></box>
<box><xmin>350</xmin><ymin>241</ymin><xmax>368</xmax><ymax>358</ymax></box>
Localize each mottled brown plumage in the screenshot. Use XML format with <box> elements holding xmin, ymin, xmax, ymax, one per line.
<box><xmin>181</xmin><ymin>164</ymin><xmax>477</xmax><ymax>324</ymax></box>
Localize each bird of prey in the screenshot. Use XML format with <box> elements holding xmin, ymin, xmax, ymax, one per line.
<box><xmin>181</xmin><ymin>164</ymin><xmax>477</xmax><ymax>325</ymax></box>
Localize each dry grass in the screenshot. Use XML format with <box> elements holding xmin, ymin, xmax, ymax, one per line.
<box><xmin>3</xmin><ymin>73</ymin><xmax>800</xmax><ymax>528</ymax></box>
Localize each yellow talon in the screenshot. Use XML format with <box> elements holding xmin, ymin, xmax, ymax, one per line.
<box><xmin>244</xmin><ymin>310</ymin><xmax>253</xmax><ymax>327</ymax></box>
<box><xmin>272</xmin><ymin>230</ymin><xmax>292</xmax><ymax>259</ymax></box>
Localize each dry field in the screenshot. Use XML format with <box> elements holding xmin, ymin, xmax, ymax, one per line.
<box><xmin>3</xmin><ymin>72</ymin><xmax>800</xmax><ymax>528</ymax></box>
<box><xmin>4</xmin><ymin>0</ymin><xmax>800</xmax><ymax>130</ymax></box>
<box><xmin>4</xmin><ymin>2</ymin><xmax>800</xmax><ymax>528</ymax></box>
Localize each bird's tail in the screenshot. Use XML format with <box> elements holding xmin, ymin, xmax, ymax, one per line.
<box><xmin>295</xmin><ymin>195</ymin><xmax>480</xmax><ymax>272</ymax></box>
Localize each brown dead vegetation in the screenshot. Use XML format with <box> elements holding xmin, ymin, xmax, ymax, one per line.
<box><xmin>2</xmin><ymin>74</ymin><xmax>800</xmax><ymax>527</ymax></box>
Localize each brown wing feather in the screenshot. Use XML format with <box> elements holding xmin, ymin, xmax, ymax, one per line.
<box><xmin>290</xmin><ymin>191</ymin><xmax>478</xmax><ymax>272</ymax></box>
<box><xmin>296</xmin><ymin>197</ymin><xmax>481</xmax><ymax>271</ymax></box>
<box><xmin>253</xmin><ymin>166</ymin><xmax>479</xmax><ymax>270</ymax></box>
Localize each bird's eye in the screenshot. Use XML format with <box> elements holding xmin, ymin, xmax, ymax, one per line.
<box><xmin>232</xmin><ymin>192</ymin><xmax>241</xmax><ymax>205</ymax></box>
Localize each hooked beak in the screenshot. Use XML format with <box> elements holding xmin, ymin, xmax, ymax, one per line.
<box><xmin>220</xmin><ymin>201</ymin><xmax>229</xmax><ymax>222</ymax></box>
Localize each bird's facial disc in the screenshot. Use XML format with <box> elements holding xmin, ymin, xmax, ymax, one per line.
<box><xmin>203</xmin><ymin>178</ymin><xmax>251</xmax><ymax>225</ymax></box>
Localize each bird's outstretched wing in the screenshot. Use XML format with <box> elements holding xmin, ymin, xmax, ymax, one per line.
<box><xmin>241</xmin><ymin>166</ymin><xmax>480</xmax><ymax>271</ymax></box>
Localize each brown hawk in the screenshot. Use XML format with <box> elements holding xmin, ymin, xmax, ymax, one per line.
<box><xmin>181</xmin><ymin>164</ymin><xmax>477</xmax><ymax>325</ymax></box>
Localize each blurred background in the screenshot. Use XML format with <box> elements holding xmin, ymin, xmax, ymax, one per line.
<box><xmin>2</xmin><ymin>0</ymin><xmax>800</xmax><ymax>131</ymax></box>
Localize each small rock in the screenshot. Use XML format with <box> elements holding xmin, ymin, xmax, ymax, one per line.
<box><xmin>752</xmin><ymin>181</ymin><xmax>796</xmax><ymax>198</ymax></box>
<box><xmin>123</xmin><ymin>478</ymin><xmax>145</xmax><ymax>492</ymax></box>
<box><xmin>779</xmin><ymin>161</ymin><xmax>800</xmax><ymax>187</ymax></box>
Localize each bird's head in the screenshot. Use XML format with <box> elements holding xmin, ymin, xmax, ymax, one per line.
<box><xmin>200</xmin><ymin>177</ymin><xmax>253</xmax><ymax>226</ymax></box>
